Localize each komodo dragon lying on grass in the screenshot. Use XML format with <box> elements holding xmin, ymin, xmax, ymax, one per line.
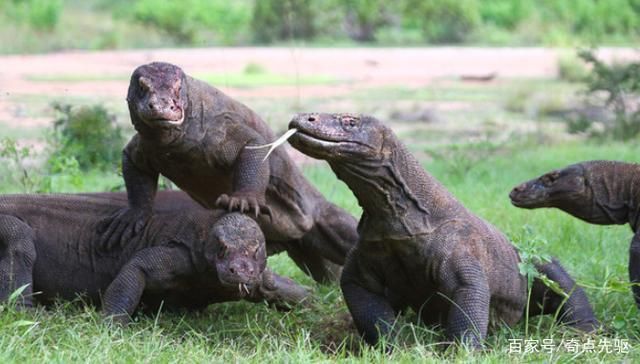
<box><xmin>0</xmin><ymin>193</ymin><xmax>309</xmax><ymax>323</ymax></box>
<box><xmin>101</xmin><ymin>62</ymin><xmax>358</xmax><ymax>283</ymax></box>
<box><xmin>287</xmin><ymin>112</ymin><xmax>598</xmax><ymax>348</ymax></box>
<box><xmin>510</xmin><ymin>160</ymin><xmax>640</xmax><ymax>308</ymax></box>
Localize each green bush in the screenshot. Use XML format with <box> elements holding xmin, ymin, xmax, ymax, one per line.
<box><xmin>251</xmin><ymin>0</ymin><xmax>316</xmax><ymax>43</ymax></box>
<box><xmin>557</xmin><ymin>54</ymin><xmax>589</xmax><ymax>83</ymax></box>
<box><xmin>131</xmin><ymin>0</ymin><xmax>251</xmax><ymax>44</ymax></box>
<box><xmin>403</xmin><ymin>0</ymin><xmax>480</xmax><ymax>43</ymax></box>
<box><xmin>478</xmin><ymin>0</ymin><xmax>532</xmax><ymax>29</ymax></box>
<box><xmin>0</xmin><ymin>138</ymin><xmax>82</xmax><ymax>193</ymax></box>
<box><xmin>339</xmin><ymin>0</ymin><xmax>391</xmax><ymax>42</ymax></box>
<box><xmin>563</xmin><ymin>50</ymin><xmax>640</xmax><ymax>140</ymax></box>
<box><xmin>49</xmin><ymin>103</ymin><xmax>124</xmax><ymax>171</ymax></box>
<box><xmin>1</xmin><ymin>0</ymin><xmax>62</xmax><ymax>30</ymax></box>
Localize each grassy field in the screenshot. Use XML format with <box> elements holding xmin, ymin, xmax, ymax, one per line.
<box><xmin>1</xmin><ymin>70</ymin><xmax>640</xmax><ymax>362</ymax></box>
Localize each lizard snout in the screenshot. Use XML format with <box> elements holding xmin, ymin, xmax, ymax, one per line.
<box><xmin>229</xmin><ymin>258</ymin><xmax>255</xmax><ymax>276</ymax></box>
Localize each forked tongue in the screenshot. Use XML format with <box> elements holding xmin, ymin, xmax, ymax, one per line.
<box><xmin>245</xmin><ymin>128</ymin><xmax>297</xmax><ymax>162</ymax></box>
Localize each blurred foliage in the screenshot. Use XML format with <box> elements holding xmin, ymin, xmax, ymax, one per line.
<box><xmin>557</xmin><ymin>53</ymin><xmax>590</xmax><ymax>83</ymax></box>
<box><xmin>0</xmin><ymin>138</ymin><xmax>83</xmax><ymax>193</ymax></box>
<box><xmin>563</xmin><ymin>50</ymin><xmax>640</xmax><ymax>140</ymax></box>
<box><xmin>49</xmin><ymin>103</ymin><xmax>124</xmax><ymax>171</ymax></box>
<box><xmin>1</xmin><ymin>0</ymin><xmax>640</xmax><ymax>52</ymax></box>
<box><xmin>251</xmin><ymin>0</ymin><xmax>316</xmax><ymax>43</ymax></box>
<box><xmin>403</xmin><ymin>0</ymin><xmax>480</xmax><ymax>43</ymax></box>
<box><xmin>129</xmin><ymin>0</ymin><xmax>251</xmax><ymax>44</ymax></box>
<box><xmin>0</xmin><ymin>0</ymin><xmax>62</xmax><ymax>30</ymax></box>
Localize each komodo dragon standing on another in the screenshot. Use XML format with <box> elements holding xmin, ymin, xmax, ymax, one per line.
<box><xmin>0</xmin><ymin>193</ymin><xmax>309</xmax><ymax>323</ymax></box>
<box><xmin>510</xmin><ymin>160</ymin><xmax>640</xmax><ymax>308</ymax></box>
<box><xmin>287</xmin><ymin>112</ymin><xmax>598</xmax><ymax>348</ymax></box>
<box><xmin>101</xmin><ymin>62</ymin><xmax>358</xmax><ymax>283</ymax></box>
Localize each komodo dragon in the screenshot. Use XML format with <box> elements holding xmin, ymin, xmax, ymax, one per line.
<box><xmin>287</xmin><ymin>113</ymin><xmax>598</xmax><ymax>348</ymax></box>
<box><xmin>101</xmin><ymin>62</ymin><xmax>358</xmax><ymax>283</ymax></box>
<box><xmin>510</xmin><ymin>160</ymin><xmax>640</xmax><ymax>308</ymax></box>
<box><xmin>0</xmin><ymin>193</ymin><xmax>309</xmax><ymax>323</ymax></box>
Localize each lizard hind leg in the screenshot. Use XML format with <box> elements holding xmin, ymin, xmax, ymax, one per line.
<box><xmin>0</xmin><ymin>215</ymin><xmax>36</xmax><ymax>308</ymax></box>
<box><xmin>528</xmin><ymin>258</ymin><xmax>599</xmax><ymax>332</ymax></box>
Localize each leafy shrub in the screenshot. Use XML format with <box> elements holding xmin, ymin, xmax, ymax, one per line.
<box><xmin>0</xmin><ymin>138</ymin><xmax>82</xmax><ymax>193</ymax></box>
<box><xmin>251</xmin><ymin>0</ymin><xmax>316</xmax><ymax>43</ymax></box>
<box><xmin>131</xmin><ymin>0</ymin><xmax>251</xmax><ymax>44</ymax></box>
<box><xmin>339</xmin><ymin>0</ymin><xmax>392</xmax><ymax>42</ymax></box>
<box><xmin>1</xmin><ymin>0</ymin><xmax>62</xmax><ymax>30</ymax></box>
<box><xmin>562</xmin><ymin>50</ymin><xmax>640</xmax><ymax>140</ymax></box>
<box><xmin>403</xmin><ymin>0</ymin><xmax>480</xmax><ymax>43</ymax></box>
<box><xmin>49</xmin><ymin>103</ymin><xmax>124</xmax><ymax>171</ymax></box>
<box><xmin>478</xmin><ymin>0</ymin><xmax>532</xmax><ymax>29</ymax></box>
<box><xmin>557</xmin><ymin>54</ymin><xmax>589</xmax><ymax>83</ymax></box>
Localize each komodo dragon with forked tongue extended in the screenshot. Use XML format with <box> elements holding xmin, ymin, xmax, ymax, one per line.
<box><xmin>100</xmin><ymin>62</ymin><xmax>358</xmax><ymax>283</ymax></box>
<box><xmin>510</xmin><ymin>160</ymin><xmax>640</xmax><ymax>308</ymax></box>
<box><xmin>287</xmin><ymin>112</ymin><xmax>598</xmax><ymax>348</ymax></box>
<box><xmin>0</xmin><ymin>193</ymin><xmax>309</xmax><ymax>323</ymax></box>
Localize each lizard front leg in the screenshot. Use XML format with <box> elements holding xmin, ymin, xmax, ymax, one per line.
<box><xmin>98</xmin><ymin>150</ymin><xmax>159</xmax><ymax>250</ymax></box>
<box><xmin>340</xmin><ymin>252</ymin><xmax>396</xmax><ymax>347</ymax></box>
<box><xmin>629</xmin><ymin>232</ymin><xmax>640</xmax><ymax>308</ymax></box>
<box><xmin>529</xmin><ymin>258</ymin><xmax>599</xmax><ymax>331</ymax></box>
<box><xmin>214</xmin><ymin>123</ymin><xmax>271</xmax><ymax>217</ymax></box>
<box><xmin>102</xmin><ymin>245</ymin><xmax>192</xmax><ymax>324</ymax></box>
<box><xmin>0</xmin><ymin>215</ymin><xmax>36</xmax><ymax>308</ymax></box>
<box><xmin>440</xmin><ymin>255</ymin><xmax>490</xmax><ymax>349</ymax></box>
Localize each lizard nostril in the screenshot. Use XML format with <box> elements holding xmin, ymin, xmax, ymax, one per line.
<box><xmin>308</xmin><ymin>116</ymin><xmax>316</xmax><ymax>122</ymax></box>
<box><xmin>148</xmin><ymin>103</ymin><xmax>155</xmax><ymax>110</ymax></box>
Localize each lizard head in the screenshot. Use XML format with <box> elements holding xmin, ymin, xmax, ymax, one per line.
<box><xmin>205</xmin><ymin>213</ymin><xmax>266</xmax><ymax>289</ymax></box>
<box><xmin>288</xmin><ymin>113</ymin><xmax>387</xmax><ymax>162</ymax></box>
<box><xmin>127</xmin><ymin>62</ymin><xmax>187</xmax><ymax>129</ymax></box>
<box><xmin>510</xmin><ymin>164</ymin><xmax>587</xmax><ymax>209</ymax></box>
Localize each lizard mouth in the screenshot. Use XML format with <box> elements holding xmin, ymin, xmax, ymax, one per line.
<box><xmin>509</xmin><ymin>188</ymin><xmax>546</xmax><ymax>208</ymax></box>
<box><xmin>291</xmin><ymin>129</ymin><xmax>368</xmax><ymax>150</ymax></box>
<box><xmin>290</xmin><ymin>130</ymin><xmax>376</xmax><ymax>161</ymax></box>
<box><xmin>147</xmin><ymin>113</ymin><xmax>185</xmax><ymax>127</ymax></box>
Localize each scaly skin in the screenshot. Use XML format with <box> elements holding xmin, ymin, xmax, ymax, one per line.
<box><xmin>0</xmin><ymin>193</ymin><xmax>310</xmax><ymax>323</ymax></box>
<box><xmin>101</xmin><ymin>62</ymin><xmax>358</xmax><ymax>283</ymax></box>
<box><xmin>510</xmin><ymin>160</ymin><xmax>640</xmax><ymax>308</ymax></box>
<box><xmin>288</xmin><ymin>113</ymin><xmax>598</xmax><ymax>348</ymax></box>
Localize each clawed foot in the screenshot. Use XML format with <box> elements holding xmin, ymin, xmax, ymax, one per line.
<box><xmin>215</xmin><ymin>193</ymin><xmax>272</xmax><ymax>218</ymax></box>
<box><xmin>96</xmin><ymin>207</ymin><xmax>151</xmax><ymax>251</ymax></box>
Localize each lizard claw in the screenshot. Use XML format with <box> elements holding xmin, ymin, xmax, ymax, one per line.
<box><xmin>96</xmin><ymin>207</ymin><xmax>150</xmax><ymax>252</ymax></box>
<box><xmin>215</xmin><ymin>194</ymin><xmax>230</xmax><ymax>209</ymax></box>
<box><xmin>260</xmin><ymin>205</ymin><xmax>273</xmax><ymax>220</ymax></box>
<box><xmin>215</xmin><ymin>193</ymin><xmax>271</xmax><ymax>219</ymax></box>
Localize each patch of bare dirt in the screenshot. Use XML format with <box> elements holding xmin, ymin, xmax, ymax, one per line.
<box><xmin>0</xmin><ymin>47</ymin><xmax>635</xmax><ymax>135</ymax></box>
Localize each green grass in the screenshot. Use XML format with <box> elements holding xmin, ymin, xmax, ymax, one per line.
<box><xmin>2</xmin><ymin>69</ymin><xmax>640</xmax><ymax>361</ymax></box>
<box><xmin>2</xmin><ymin>141</ymin><xmax>640</xmax><ymax>362</ymax></box>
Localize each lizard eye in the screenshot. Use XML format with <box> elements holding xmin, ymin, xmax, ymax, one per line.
<box><xmin>342</xmin><ymin>117</ymin><xmax>358</xmax><ymax>129</ymax></box>
<box><xmin>138</xmin><ymin>77</ymin><xmax>152</xmax><ymax>92</ymax></box>
<box><xmin>541</xmin><ymin>171</ymin><xmax>560</xmax><ymax>186</ymax></box>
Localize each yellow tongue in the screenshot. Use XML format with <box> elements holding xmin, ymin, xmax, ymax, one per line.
<box><xmin>245</xmin><ymin>128</ymin><xmax>298</xmax><ymax>161</ymax></box>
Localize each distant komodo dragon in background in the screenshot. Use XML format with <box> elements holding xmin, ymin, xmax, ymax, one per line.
<box><xmin>0</xmin><ymin>193</ymin><xmax>309</xmax><ymax>323</ymax></box>
<box><xmin>101</xmin><ymin>62</ymin><xmax>358</xmax><ymax>283</ymax></box>
<box><xmin>288</xmin><ymin>112</ymin><xmax>598</xmax><ymax>348</ymax></box>
<box><xmin>510</xmin><ymin>160</ymin><xmax>640</xmax><ymax>308</ymax></box>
